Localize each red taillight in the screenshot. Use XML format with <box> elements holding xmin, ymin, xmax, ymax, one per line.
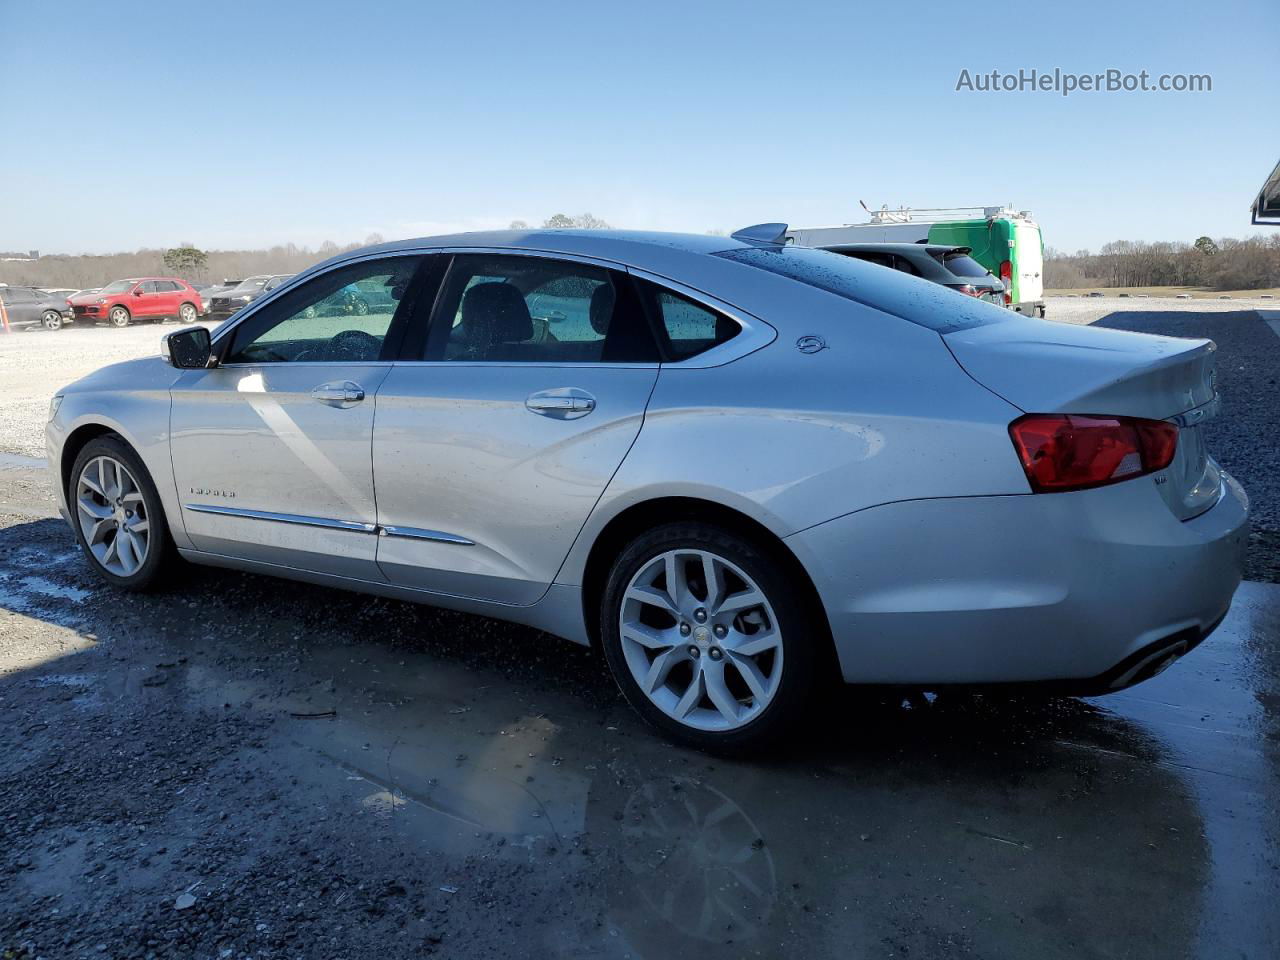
<box><xmin>1009</xmin><ymin>414</ymin><xmax>1178</xmax><ymax>493</ymax></box>
<box><xmin>999</xmin><ymin>259</ymin><xmax>1012</xmax><ymax>306</ymax></box>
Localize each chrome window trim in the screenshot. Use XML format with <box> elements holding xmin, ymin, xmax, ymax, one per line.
<box><xmin>378</xmin><ymin>525</ymin><xmax>475</xmax><ymax>546</ymax></box>
<box><xmin>214</xmin><ymin>360</ymin><xmax>397</xmax><ymax>370</ymax></box>
<box><xmin>209</xmin><ymin>244</ymin><xmax>777</xmax><ymax>369</ymax></box>
<box><xmin>184</xmin><ymin>503</ymin><xmax>377</xmax><ymax>533</ymax></box>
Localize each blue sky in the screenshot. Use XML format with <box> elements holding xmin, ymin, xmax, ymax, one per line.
<box><xmin>2</xmin><ymin>0</ymin><xmax>1276</xmax><ymax>254</ymax></box>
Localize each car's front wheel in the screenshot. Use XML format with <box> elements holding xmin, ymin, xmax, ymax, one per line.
<box><xmin>601</xmin><ymin>522</ymin><xmax>818</xmax><ymax>752</ymax></box>
<box><xmin>69</xmin><ymin>436</ymin><xmax>174</xmax><ymax>591</ymax></box>
<box><xmin>178</xmin><ymin>302</ymin><xmax>198</xmax><ymax>324</ymax></box>
<box><xmin>108</xmin><ymin>306</ymin><xmax>130</xmax><ymax>327</ymax></box>
<box><xmin>41</xmin><ymin>310</ymin><xmax>64</xmax><ymax>331</ymax></box>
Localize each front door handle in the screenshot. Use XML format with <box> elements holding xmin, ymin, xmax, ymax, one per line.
<box><xmin>526</xmin><ymin>388</ymin><xmax>596</xmax><ymax>420</ymax></box>
<box><xmin>311</xmin><ymin>380</ymin><xmax>366</xmax><ymax>408</ymax></box>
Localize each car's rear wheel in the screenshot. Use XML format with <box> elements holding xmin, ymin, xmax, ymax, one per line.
<box><xmin>41</xmin><ymin>310</ymin><xmax>63</xmax><ymax>331</ymax></box>
<box><xmin>108</xmin><ymin>306</ymin><xmax>130</xmax><ymax>327</ymax></box>
<box><xmin>178</xmin><ymin>302</ymin><xmax>198</xmax><ymax>324</ymax></box>
<box><xmin>601</xmin><ymin>522</ymin><xmax>818</xmax><ymax>752</ymax></box>
<box><xmin>69</xmin><ymin>436</ymin><xmax>173</xmax><ymax>591</ymax></box>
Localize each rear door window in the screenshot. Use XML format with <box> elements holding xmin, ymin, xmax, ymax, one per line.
<box><xmin>423</xmin><ymin>254</ymin><xmax>658</xmax><ymax>363</ymax></box>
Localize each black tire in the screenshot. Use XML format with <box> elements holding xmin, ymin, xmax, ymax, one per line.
<box><xmin>41</xmin><ymin>310</ymin><xmax>63</xmax><ymax>331</ymax></box>
<box><xmin>178</xmin><ymin>301</ymin><xmax>199</xmax><ymax>325</ymax></box>
<box><xmin>600</xmin><ymin>521</ymin><xmax>819</xmax><ymax>753</ymax></box>
<box><xmin>108</xmin><ymin>305</ymin><xmax>130</xmax><ymax>327</ymax></box>
<box><xmin>69</xmin><ymin>435</ymin><xmax>176</xmax><ymax>591</ymax></box>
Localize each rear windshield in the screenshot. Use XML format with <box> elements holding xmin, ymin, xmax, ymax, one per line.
<box><xmin>716</xmin><ymin>246</ymin><xmax>1010</xmax><ymax>333</ymax></box>
<box><xmin>937</xmin><ymin>252</ymin><xmax>992</xmax><ymax>279</ymax></box>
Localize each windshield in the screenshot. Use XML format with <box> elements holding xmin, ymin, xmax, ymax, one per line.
<box><xmin>229</xmin><ymin>277</ymin><xmax>269</xmax><ymax>294</ymax></box>
<box><xmin>938</xmin><ymin>252</ymin><xmax>994</xmax><ymax>279</ymax></box>
<box><xmin>99</xmin><ymin>280</ymin><xmax>136</xmax><ymax>294</ymax></box>
<box><xmin>717</xmin><ymin>246</ymin><xmax>1011</xmax><ymax>333</ymax></box>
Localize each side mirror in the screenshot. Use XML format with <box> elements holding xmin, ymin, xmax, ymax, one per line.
<box><xmin>162</xmin><ymin>326</ymin><xmax>214</xmax><ymax>369</ymax></box>
<box><xmin>133</xmin><ymin>288</ymin><xmax>144</xmax><ymax>296</ymax></box>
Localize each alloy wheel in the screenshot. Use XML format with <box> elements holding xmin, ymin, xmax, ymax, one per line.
<box><xmin>75</xmin><ymin>455</ymin><xmax>150</xmax><ymax>577</ymax></box>
<box><xmin>619</xmin><ymin>549</ymin><xmax>783</xmax><ymax>732</ymax></box>
<box><xmin>109</xmin><ymin>307</ymin><xmax>129</xmax><ymax>327</ymax></box>
<box><xmin>180</xmin><ymin>303</ymin><xmax>197</xmax><ymax>323</ymax></box>
<box><xmin>42</xmin><ymin>310</ymin><xmax>62</xmax><ymax>331</ymax></box>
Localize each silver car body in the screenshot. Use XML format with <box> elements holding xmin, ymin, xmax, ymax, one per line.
<box><xmin>46</xmin><ymin>230</ymin><xmax>1249</xmax><ymax>688</ymax></box>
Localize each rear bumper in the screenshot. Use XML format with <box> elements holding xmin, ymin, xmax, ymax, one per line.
<box><xmin>785</xmin><ymin>471</ymin><xmax>1249</xmax><ymax>685</ymax></box>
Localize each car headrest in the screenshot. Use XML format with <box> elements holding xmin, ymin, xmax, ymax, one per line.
<box><xmin>459</xmin><ymin>282</ymin><xmax>533</xmax><ymax>344</ymax></box>
<box><xmin>588</xmin><ymin>283</ymin><xmax>615</xmax><ymax>336</ymax></box>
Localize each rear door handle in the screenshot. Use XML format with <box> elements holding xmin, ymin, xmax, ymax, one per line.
<box><xmin>311</xmin><ymin>380</ymin><xmax>366</xmax><ymax>408</ymax></box>
<box><xmin>526</xmin><ymin>388</ymin><xmax>596</xmax><ymax>420</ymax></box>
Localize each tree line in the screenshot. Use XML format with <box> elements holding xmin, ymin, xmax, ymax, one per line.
<box><xmin>1045</xmin><ymin>234</ymin><xmax>1280</xmax><ymax>290</ymax></box>
<box><xmin>0</xmin><ymin>213</ymin><xmax>609</xmax><ymax>290</ymax></box>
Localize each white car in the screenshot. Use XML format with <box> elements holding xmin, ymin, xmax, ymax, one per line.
<box><xmin>46</xmin><ymin>225</ymin><xmax>1249</xmax><ymax>750</ymax></box>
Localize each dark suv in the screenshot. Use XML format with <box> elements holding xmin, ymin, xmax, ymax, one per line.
<box><xmin>820</xmin><ymin>243</ymin><xmax>1006</xmax><ymax>305</ymax></box>
<box><xmin>207</xmin><ymin>274</ymin><xmax>293</xmax><ymax>323</ymax></box>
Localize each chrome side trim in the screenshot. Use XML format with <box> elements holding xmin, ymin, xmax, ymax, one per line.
<box><xmin>184</xmin><ymin>503</ymin><xmax>377</xmax><ymax>533</ymax></box>
<box><xmin>378</xmin><ymin>524</ymin><xmax>475</xmax><ymax>546</ymax></box>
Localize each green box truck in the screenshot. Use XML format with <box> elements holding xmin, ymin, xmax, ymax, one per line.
<box><xmin>789</xmin><ymin>206</ymin><xmax>1046</xmax><ymax>317</ymax></box>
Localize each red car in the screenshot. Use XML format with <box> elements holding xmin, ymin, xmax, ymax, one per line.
<box><xmin>70</xmin><ymin>277</ymin><xmax>203</xmax><ymax>328</ymax></box>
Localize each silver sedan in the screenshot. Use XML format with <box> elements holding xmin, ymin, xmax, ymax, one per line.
<box><xmin>46</xmin><ymin>225</ymin><xmax>1250</xmax><ymax>750</ymax></box>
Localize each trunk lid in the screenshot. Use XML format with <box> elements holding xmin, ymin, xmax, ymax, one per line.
<box><xmin>944</xmin><ymin>317</ymin><xmax>1222</xmax><ymax>520</ymax></box>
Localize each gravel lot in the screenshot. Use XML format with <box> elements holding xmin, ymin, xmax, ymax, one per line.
<box><xmin>0</xmin><ymin>320</ymin><xmax>217</xmax><ymax>459</ymax></box>
<box><xmin>1</xmin><ymin>300</ymin><xmax>1278</xmax><ymax>958</ymax></box>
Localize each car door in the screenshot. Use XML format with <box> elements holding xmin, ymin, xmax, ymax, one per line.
<box><xmin>372</xmin><ymin>252</ymin><xmax>661</xmax><ymax>605</ymax></box>
<box><xmin>131</xmin><ymin>280</ymin><xmax>161</xmax><ymax>318</ymax></box>
<box><xmin>156</xmin><ymin>280</ymin><xmax>183</xmax><ymax>316</ymax></box>
<box><xmin>169</xmin><ymin>254</ymin><xmax>429</xmax><ymax>577</ymax></box>
<box><xmin>1</xmin><ymin>287</ymin><xmax>37</xmax><ymax>326</ymax></box>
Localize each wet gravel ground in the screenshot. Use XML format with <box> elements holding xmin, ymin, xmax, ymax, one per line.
<box><xmin>1089</xmin><ymin>309</ymin><xmax>1280</xmax><ymax>583</ymax></box>
<box><xmin>1</xmin><ymin>300</ymin><xmax>1279</xmax><ymax>958</ymax></box>
<box><xmin>1</xmin><ymin>512</ymin><xmax>1277</xmax><ymax>959</ymax></box>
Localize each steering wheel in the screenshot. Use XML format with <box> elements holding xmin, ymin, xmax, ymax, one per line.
<box><xmin>326</xmin><ymin>329</ymin><xmax>381</xmax><ymax>362</ymax></box>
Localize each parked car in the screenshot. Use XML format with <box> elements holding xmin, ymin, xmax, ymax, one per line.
<box><xmin>196</xmin><ymin>280</ymin><xmax>243</xmax><ymax>316</ymax></box>
<box><xmin>0</xmin><ymin>284</ymin><xmax>72</xmax><ymax>330</ymax></box>
<box><xmin>206</xmin><ymin>275</ymin><xmax>292</xmax><ymax>323</ymax></box>
<box><xmin>300</xmin><ymin>280</ymin><xmax>396</xmax><ymax>318</ymax></box>
<box><xmin>47</xmin><ymin>226</ymin><xmax>1248</xmax><ymax>751</ymax></box>
<box><xmin>789</xmin><ymin>205</ymin><xmax>1046</xmax><ymax>317</ymax></box>
<box><xmin>40</xmin><ymin>287</ymin><xmax>80</xmax><ymax>299</ymax></box>
<box><xmin>819</xmin><ymin>243</ymin><xmax>1006</xmax><ymax>305</ymax></box>
<box><xmin>69</xmin><ymin>278</ymin><xmax>203</xmax><ymax>328</ymax></box>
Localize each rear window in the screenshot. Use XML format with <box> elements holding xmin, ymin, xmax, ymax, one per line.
<box><xmin>716</xmin><ymin>246</ymin><xmax>1010</xmax><ymax>333</ymax></box>
<box><xmin>937</xmin><ymin>252</ymin><xmax>992</xmax><ymax>279</ymax></box>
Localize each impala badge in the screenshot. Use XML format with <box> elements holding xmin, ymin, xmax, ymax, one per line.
<box><xmin>190</xmin><ymin>487</ymin><xmax>236</xmax><ymax>498</ymax></box>
<box><xmin>796</xmin><ymin>335</ymin><xmax>827</xmax><ymax>354</ymax></box>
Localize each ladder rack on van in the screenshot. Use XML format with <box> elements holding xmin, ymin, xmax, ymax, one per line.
<box><xmin>860</xmin><ymin>204</ymin><xmax>1034</xmax><ymax>225</ymax></box>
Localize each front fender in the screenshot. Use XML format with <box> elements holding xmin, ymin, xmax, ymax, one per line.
<box><xmin>47</xmin><ymin>367</ymin><xmax>185</xmax><ymax>549</ymax></box>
